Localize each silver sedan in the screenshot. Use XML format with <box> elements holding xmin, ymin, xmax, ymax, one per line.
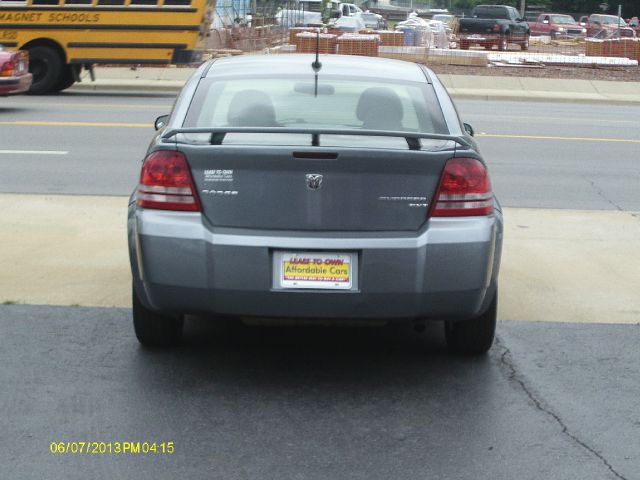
<box><xmin>128</xmin><ymin>54</ymin><xmax>503</xmax><ymax>354</ymax></box>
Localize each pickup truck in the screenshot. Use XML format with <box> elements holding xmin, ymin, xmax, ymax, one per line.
<box><xmin>529</xmin><ymin>14</ymin><xmax>586</xmax><ymax>39</ymax></box>
<box><xmin>277</xmin><ymin>0</ymin><xmax>364</xmax><ymax>27</ymax></box>
<box><xmin>578</xmin><ymin>14</ymin><xmax>636</xmax><ymax>38</ymax></box>
<box><xmin>458</xmin><ymin>5</ymin><xmax>530</xmax><ymax>51</ymax></box>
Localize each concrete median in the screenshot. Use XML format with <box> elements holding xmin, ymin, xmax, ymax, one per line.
<box><xmin>2</xmin><ymin>193</ymin><xmax>639</xmax><ymax>324</ymax></box>
<box><xmin>69</xmin><ymin>66</ymin><xmax>640</xmax><ymax>105</ymax></box>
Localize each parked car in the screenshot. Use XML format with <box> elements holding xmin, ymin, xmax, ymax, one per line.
<box><xmin>277</xmin><ymin>0</ymin><xmax>363</xmax><ymax>27</ymax></box>
<box><xmin>359</xmin><ymin>12</ymin><xmax>386</xmax><ymax>30</ymax></box>
<box><xmin>128</xmin><ymin>54</ymin><xmax>503</xmax><ymax>355</ymax></box>
<box><xmin>578</xmin><ymin>14</ymin><xmax>636</xmax><ymax>38</ymax></box>
<box><xmin>0</xmin><ymin>48</ymin><xmax>32</xmax><ymax>96</ymax></box>
<box><xmin>432</xmin><ymin>13</ymin><xmax>455</xmax><ymax>25</ymax></box>
<box><xmin>458</xmin><ymin>4</ymin><xmax>530</xmax><ymax>51</ymax></box>
<box><xmin>431</xmin><ymin>14</ymin><xmax>456</xmax><ymax>36</ymax></box>
<box><xmin>529</xmin><ymin>13</ymin><xmax>587</xmax><ymax>39</ymax></box>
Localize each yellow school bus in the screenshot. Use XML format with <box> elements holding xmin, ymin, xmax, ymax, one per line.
<box><xmin>0</xmin><ymin>0</ymin><xmax>214</xmax><ymax>93</ymax></box>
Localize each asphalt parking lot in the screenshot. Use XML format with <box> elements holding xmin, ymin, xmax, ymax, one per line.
<box><xmin>1</xmin><ymin>305</ymin><xmax>639</xmax><ymax>480</ymax></box>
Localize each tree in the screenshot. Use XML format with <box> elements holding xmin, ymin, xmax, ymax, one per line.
<box><xmin>551</xmin><ymin>1</ymin><xmax>639</xmax><ymax>16</ymax></box>
<box><xmin>452</xmin><ymin>0</ymin><xmax>479</xmax><ymax>10</ymax></box>
<box><xmin>452</xmin><ymin>0</ymin><xmax>639</xmax><ymax>16</ymax></box>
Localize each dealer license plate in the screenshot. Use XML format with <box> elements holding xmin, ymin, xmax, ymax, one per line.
<box><xmin>275</xmin><ymin>252</ymin><xmax>355</xmax><ymax>290</ymax></box>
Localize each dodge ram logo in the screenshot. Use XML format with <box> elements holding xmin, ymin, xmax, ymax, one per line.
<box><xmin>306</xmin><ymin>174</ymin><xmax>323</xmax><ymax>190</ymax></box>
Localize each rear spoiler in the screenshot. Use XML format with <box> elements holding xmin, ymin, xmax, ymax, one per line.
<box><xmin>161</xmin><ymin>127</ymin><xmax>472</xmax><ymax>151</ymax></box>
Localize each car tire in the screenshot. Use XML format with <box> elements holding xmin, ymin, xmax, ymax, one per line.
<box><xmin>132</xmin><ymin>285</ymin><xmax>184</xmax><ymax>347</ymax></box>
<box><xmin>522</xmin><ymin>34</ymin><xmax>530</xmax><ymax>51</ymax></box>
<box><xmin>27</xmin><ymin>46</ymin><xmax>63</xmax><ymax>95</ymax></box>
<box><xmin>444</xmin><ymin>290</ymin><xmax>497</xmax><ymax>355</ymax></box>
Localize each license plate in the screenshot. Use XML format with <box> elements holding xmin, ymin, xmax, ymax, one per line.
<box><xmin>275</xmin><ymin>252</ymin><xmax>355</xmax><ymax>290</ymax></box>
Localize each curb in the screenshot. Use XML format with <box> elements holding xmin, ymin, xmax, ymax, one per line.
<box><xmin>69</xmin><ymin>82</ymin><xmax>184</xmax><ymax>93</ymax></box>
<box><xmin>68</xmin><ymin>80</ymin><xmax>640</xmax><ymax>105</ymax></box>
<box><xmin>67</xmin><ymin>67</ymin><xmax>640</xmax><ymax>104</ymax></box>
<box><xmin>446</xmin><ymin>92</ymin><xmax>640</xmax><ymax>105</ymax></box>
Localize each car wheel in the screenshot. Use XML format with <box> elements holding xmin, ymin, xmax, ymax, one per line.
<box><xmin>444</xmin><ymin>290</ymin><xmax>497</xmax><ymax>355</ymax></box>
<box><xmin>497</xmin><ymin>36</ymin><xmax>508</xmax><ymax>51</ymax></box>
<box><xmin>549</xmin><ymin>30</ymin><xmax>557</xmax><ymax>40</ymax></box>
<box><xmin>132</xmin><ymin>285</ymin><xmax>184</xmax><ymax>347</ymax></box>
<box><xmin>55</xmin><ymin>64</ymin><xmax>80</xmax><ymax>92</ymax></box>
<box><xmin>27</xmin><ymin>46</ymin><xmax>63</xmax><ymax>95</ymax></box>
<box><xmin>522</xmin><ymin>34</ymin><xmax>530</xmax><ymax>51</ymax></box>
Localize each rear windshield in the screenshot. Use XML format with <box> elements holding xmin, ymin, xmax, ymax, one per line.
<box><xmin>474</xmin><ymin>6</ymin><xmax>513</xmax><ymax>19</ymax></box>
<box><xmin>183</xmin><ymin>75</ymin><xmax>448</xmax><ymax>135</ymax></box>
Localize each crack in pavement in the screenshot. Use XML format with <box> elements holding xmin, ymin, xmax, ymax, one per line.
<box><xmin>586</xmin><ymin>178</ymin><xmax>624</xmax><ymax>211</ymax></box>
<box><xmin>496</xmin><ymin>337</ymin><xmax>628</xmax><ymax>480</ymax></box>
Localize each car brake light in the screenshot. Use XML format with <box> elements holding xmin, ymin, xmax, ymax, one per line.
<box><xmin>0</xmin><ymin>61</ymin><xmax>14</xmax><ymax>77</ymax></box>
<box><xmin>137</xmin><ymin>151</ymin><xmax>201</xmax><ymax>212</ymax></box>
<box><xmin>431</xmin><ymin>158</ymin><xmax>493</xmax><ymax>217</ymax></box>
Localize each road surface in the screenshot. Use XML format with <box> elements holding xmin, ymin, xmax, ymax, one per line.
<box><xmin>1</xmin><ymin>93</ymin><xmax>639</xmax><ymax>480</ymax></box>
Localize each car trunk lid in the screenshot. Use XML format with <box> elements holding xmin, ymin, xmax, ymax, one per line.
<box><xmin>179</xmin><ymin>143</ymin><xmax>453</xmax><ymax>232</ymax></box>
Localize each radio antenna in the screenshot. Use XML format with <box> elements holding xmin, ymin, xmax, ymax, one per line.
<box><xmin>311</xmin><ymin>31</ymin><xmax>322</xmax><ymax>97</ymax></box>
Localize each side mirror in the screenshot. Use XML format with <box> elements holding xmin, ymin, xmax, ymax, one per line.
<box><xmin>463</xmin><ymin>123</ymin><xmax>474</xmax><ymax>137</ymax></box>
<box><xmin>154</xmin><ymin>114</ymin><xmax>169</xmax><ymax>131</ymax></box>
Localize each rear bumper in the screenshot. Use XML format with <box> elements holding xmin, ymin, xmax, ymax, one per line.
<box><xmin>0</xmin><ymin>73</ymin><xmax>32</xmax><ymax>96</ymax></box>
<box><xmin>128</xmin><ymin>205</ymin><xmax>503</xmax><ymax>321</ymax></box>
<box><xmin>459</xmin><ymin>33</ymin><xmax>528</xmax><ymax>45</ymax></box>
<box><xmin>459</xmin><ymin>33</ymin><xmax>502</xmax><ymax>45</ymax></box>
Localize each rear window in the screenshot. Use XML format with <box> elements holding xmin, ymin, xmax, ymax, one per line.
<box><xmin>474</xmin><ymin>6</ymin><xmax>506</xmax><ymax>19</ymax></box>
<box><xmin>183</xmin><ymin>76</ymin><xmax>448</xmax><ymax>135</ymax></box>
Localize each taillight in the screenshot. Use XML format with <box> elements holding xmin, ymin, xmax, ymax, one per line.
<box><xmin>431</xmin><ymin>158</ymin><xmax>493</xmax><ymax>217</ymax></box>
<box><xmin>0</xmin><ymin>60</ymin><xmax>14</xmax><ymax>77</ymax></box>
<box><xmin>137</xmin><ymin>151</ymin><xmax>201</xmax><ymax>212</ymax></box>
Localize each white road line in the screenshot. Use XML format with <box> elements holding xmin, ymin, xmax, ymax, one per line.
<box><xmin>0</xmin><ymin>150</ymin><xmax>68</xmax><ymax>155</ymax></box>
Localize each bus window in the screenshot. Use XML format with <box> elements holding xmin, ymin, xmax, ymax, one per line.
<box><xmin>163</xmin><ymin>0</ymin><xmax>192</xmax><ymax>6</ymax></box>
